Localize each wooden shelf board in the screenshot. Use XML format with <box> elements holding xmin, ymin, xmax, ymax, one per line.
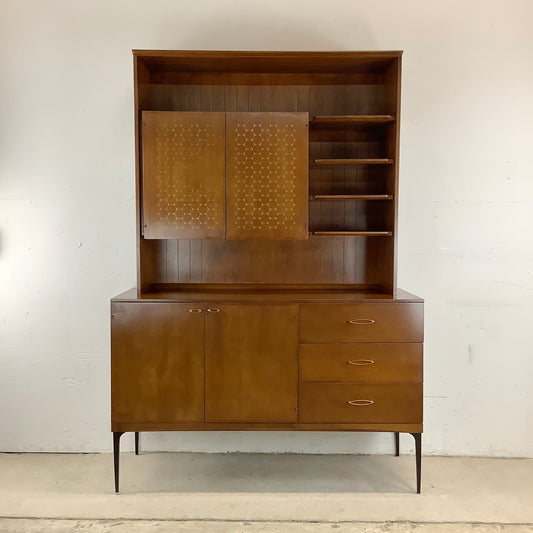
<box><xmin>311</xmin><ymin>194</ymin><xmax>393</xmax><ymax>201</ymax></box>
<box><xmin>314</xmin><ymin>158</ymin><xmax>394</xmax><ymax>165</ymax></box>
<box><xmin>311</xmin><ymin>114</ymin><xmax>395</xmax><ymax>125</ymax></box>
<box><xmin>312</xmin><ymin>231</ymin><xmax>393</xmax><ymax>237</ymax></box>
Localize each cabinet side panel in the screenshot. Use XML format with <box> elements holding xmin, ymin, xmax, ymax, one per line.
<box><xmin>111</xmin><ymin>302</ymin><xmax>204</xmax><ymax>423</ymax></box>
<box><xmin>134</xmin><ymin>58</ymin><xmax>151</xmax><ymax>293</ymax></box>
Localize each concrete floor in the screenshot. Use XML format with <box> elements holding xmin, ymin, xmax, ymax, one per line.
<box><xmin>0</xmin><ymin>452</ymin><xmax>532</xmax><ymax>532</ymax></box>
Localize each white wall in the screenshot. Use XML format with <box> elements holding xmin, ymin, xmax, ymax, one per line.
<box><xmin>1</xmin><ymin>0</ymin><xmax>532</xmax><ymax>457</ymax></box>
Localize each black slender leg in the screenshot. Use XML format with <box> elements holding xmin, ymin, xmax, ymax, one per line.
<box><xmin>410</xmin><ymin>432</ymin><xmax>422</xmax><ymax>494</ymax></box>
<box><xmin>394</xmin><ymin>432</ymin><xmax>400</xmax><ymax>457</ymax></box>
<box><xmin>135</xmin><ymin>432</ymin><xmax>139</xmax><ymax>455</ymax></box>
<box><xmin>113</xmin><ymin>432</ymin><xmax>124</xmax><ymax>493</ymax></box>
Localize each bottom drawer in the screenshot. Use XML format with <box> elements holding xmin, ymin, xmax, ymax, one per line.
<box><xmin>299</xmin><ymin>383</ymin><xmax>422</xmax><ymax>424</ymax></box>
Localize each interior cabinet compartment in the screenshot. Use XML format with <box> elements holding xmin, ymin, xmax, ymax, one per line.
<box><xmin>135</xmin><ymin>51</ymin><xmax>402</xmax><ymax>293</ymax></box>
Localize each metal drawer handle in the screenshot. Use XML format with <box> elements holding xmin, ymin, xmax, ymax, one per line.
<box><xmin>347</xmin><ymin>319</ymin><xmax>375</xmax><ymax>325</ymax></box>
<box><xmin>347</xmin><ymin>399</ymin><xmax>374</xmax><ymax>406</ymax></box>
<box><xmin>207</xmin><ymin>308</ymin><xmax>221</xmax><ymax>313</ymax></box>
<box><xmin>347</xmin><ymin>359</ymin><xmax>375</xmax><ymax>366</ymax></box>
<box><xmin>188</xmin><ymin>308</ymin><xmax>203</xmax><ymax>313</ymax></box>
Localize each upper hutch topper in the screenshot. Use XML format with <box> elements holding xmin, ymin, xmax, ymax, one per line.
<box><xmin>111</xmin><ymin>50</ymin><xmax>424</xmax><ymax>493</ymax></box>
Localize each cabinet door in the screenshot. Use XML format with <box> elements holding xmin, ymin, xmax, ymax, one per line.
<box><xmin>225</xmin><ymin>112</ymin><xmax>309</xmax><ymax>240</ymax></box>
<box><xmin>141</xmin><ymin>111</ymin><xmax>226</xmax><ymax>239</ymax></box>
<box><xmin>111</xmin><ymin>302</ymin><xmax>204</xmax><ymax>423</ymax></box>
<box><xmin>205</xmin><ymin>304</ymin><xmax>299</xmax><ymax>422</ymax></box>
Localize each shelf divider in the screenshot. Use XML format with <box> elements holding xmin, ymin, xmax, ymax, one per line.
<box><xmin>312</xmin><ymin>231</ymin><xmax>393</xmax><ymax>237</ymax></box>
<box><xmin>311</xmin><ymin>194</ymin><xmax>393</xmax><ymax>201</ymax></box>
<box><xmin>310</xmin><ymin>114</ymin><xmax>395</xmax><ymax>125</ymax></box>
<box><xmin>314</xmin><ymin>158</ymin><xmax>394</xmax><ymax>165</ymax></box>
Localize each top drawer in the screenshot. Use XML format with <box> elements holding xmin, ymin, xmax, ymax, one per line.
<box><xmin>299</xmin><ymin>303</ymin><xmax>423</xmax><ymax>343</ymax></box>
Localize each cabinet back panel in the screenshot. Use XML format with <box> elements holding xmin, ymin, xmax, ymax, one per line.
<box><xmin>136</xmin><ymin>53</ymin><xmax>400</xmax><ymax>292</ymax></box>
<box><xmin>145</xmin><ymin>236</ymin><xmax>391</xmax><ymax>286</ymax></box>
<box><xmin>148</xmin><ymin>85</ymin><xmax>390</xmax><ymax>115</ymax></box>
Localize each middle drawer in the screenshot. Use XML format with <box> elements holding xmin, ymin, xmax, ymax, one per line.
<box><xmin>300</xmin><ymin>343</ymin><xmax>423</xmax><ymax>383</ymax></box>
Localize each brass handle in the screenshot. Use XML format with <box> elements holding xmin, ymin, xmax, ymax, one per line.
<box><xmin>347</xmin><ymin>399</ymin><xmax>374</xmax><ymax>406</ymax></box>
<box><xmin>207</xmin><ymin>308</ymin><xmax>220</xmax><ymax>313</ymax></box>
<box><xmin>347</xmin><ymin>359</ymin><xmax>375</xmax><ymax>366</ymax></box>
<box><xmin>188</xmin><ymin>308</ymin><xmax>203</xmax><ymax>313</ymax></box>
<box><xmin>347</xmin><ymin>319</ymin><xmax>375</xmax><ymax>325</ymax></box>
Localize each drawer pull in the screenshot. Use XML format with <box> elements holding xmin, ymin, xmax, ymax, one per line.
<box><xmin>347</xmin><ymin>319</ymin><xmax>375</xmax><ymax>325</ymax></box>
<box><xmin>207</xmin><ymin>308</ymin><xmax>221</xmax><ymax>313</ymax></box>
<box><xmin>188</xmin><ymin>308</ymin><xmax>203</xmax><ymax>313</ymax></box>
<box><xmin>347</xmin><ymin>399</ymin><xmax>375</xmax><ymax>406</ymax></box>
<box><xmin>347</xmin><ymin>359</ymin><xmax>375</xmax><ymax>366</ymax></box>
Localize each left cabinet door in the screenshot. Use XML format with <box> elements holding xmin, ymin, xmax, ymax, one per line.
<box><xmin>141</xmin><ymin>111</ymin><xmax>226</xmax><ymax>239</ymax></box>
<box><xmin>111</xmin><ymin>302</ymin><xmax>205</xmax><ymax>423</ymax></box>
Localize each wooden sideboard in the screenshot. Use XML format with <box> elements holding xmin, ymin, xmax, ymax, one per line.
<box><xmin>111</xmin><ymin>50</ymin><xmax>424</xmax><ymax>493</ymax></box>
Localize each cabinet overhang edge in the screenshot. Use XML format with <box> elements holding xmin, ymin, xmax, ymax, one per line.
<box><xmin>112</xmin><ymin>421</ymin><xmax>422</xmax><ymax>433</ymax></box>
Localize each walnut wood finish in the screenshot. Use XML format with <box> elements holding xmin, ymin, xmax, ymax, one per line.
<box><xmin>113</xmin><ymin>51</ymin><xmax>423</xmax><ymax>494</ymax></box>
<box><xmin>113</xmin><ymin>287</ymin><xmax>423</xmax><ymax>303</ymax></box>
<box><xmin>111</xmin><ymin>302</ymin><xmax>204</xmax><ymax>423</ymax></box>
<box><xmin>299</xmin><ymin>303</ymin><xmax>423</xmax><ymax>343</ymax></box>
<box><xmin>147</xmin><ymin>236</ymin><xmax>388</xmax><ymax>286</ymax></box>
<box><xmin>299</xmin><ymin>383</ymin><xmax>422</xmax><ymax>424</ymax></box>
<box><xmin>226</xmin><ymin>112</ymin><xmax>309</xmax><ymax>240</ymax></box>
<box><xmin>299</xmin><ymin>343</ymin><xmax>423</xmax><ymax>383</ymax></box>
<box><xmin>114</xmin><ymin>421</ymin><xmax>423</xmax><ymax>433</ymax></box>
<box><xmin>205</xmin><ymin>304</ymin><xmax>298</xmax><ymax>422</ymax></box>
<box><xmin>141</xmin><ymin>111</ymin><xmax>226</xmax><ymax>239</ymax></box>
<box><xmin>134</xmin><ymin>51</ymin><xmax>403</xmax><ymax>291</ymax></box>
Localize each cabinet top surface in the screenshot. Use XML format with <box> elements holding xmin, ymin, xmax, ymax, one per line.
<box><xmin>112</xmin><ymin>288</ymin><xmax>423</xmax><ymax>303</ymax></box>
<box><xmin>133</xmin><ymin>50</ymin><xmax>403</xmax><ymax>57</ymax></box>
<box><xmin>133</xmin><ymin>50</ymin><xmax>402</xmax><ymax>75</ymax></box>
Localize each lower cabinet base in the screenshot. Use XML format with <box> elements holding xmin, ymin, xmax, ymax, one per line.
<box><xmin>112</xmin><ymin>431</ymin><xmax>422</xmax><ymax>494</ymax></box>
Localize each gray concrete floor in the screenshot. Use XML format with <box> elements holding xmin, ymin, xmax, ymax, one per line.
<box><xmin>0</xmin><ymin>452</ymin><xmax>532</xmax><ymax>532</ymax></box>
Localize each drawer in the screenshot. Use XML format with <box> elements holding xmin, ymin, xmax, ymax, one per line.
<box><xmin>299</xmin><ymin>303</ymin><xmax>423</xmax><ymax>343</ymax></box>
<box><xmin>299</xmin><ymin>343</ymin><xmax>422</xmax><ymax>383</ymax></box>
<box><xmin>299</xmin><ymin>383</ymin><xmax>423</xmax><ymax>423</ymax></box>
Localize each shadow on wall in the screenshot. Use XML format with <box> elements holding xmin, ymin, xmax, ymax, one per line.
<box><xmin>142</xmin><ymin>4</ymin><xmax>377</xmax><ymax>51</ymax></box>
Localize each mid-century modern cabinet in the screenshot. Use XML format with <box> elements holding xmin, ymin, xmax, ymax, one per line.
<box><xmin>111</xmin><ymin>50</ymin><xmax>424</xmax><ymax>493</ymax></box>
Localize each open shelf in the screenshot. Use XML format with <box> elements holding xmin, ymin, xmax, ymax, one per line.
<box><xmin>314</xmin><ymin>158</ymin><xmax>394</xmax><ymax>165</ymax></box>
<box><xmin>312</xmin><ymin>231</ymin><xmax>393</xmax><ymax>237</ymax></box>
<box><xmin>310</xmin><ymin>114</ymin><xmax>395</xmax><ymax>127</ymax></box>
<box><xmin>311</xmin><ymin>194</ymin><xmax>393</xmax><ymax>201</ymax></box>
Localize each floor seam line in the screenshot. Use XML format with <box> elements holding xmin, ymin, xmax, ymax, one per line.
<box><xmin>1</xmin><ymin>517</ymin><xmax>533</xmax><ymax>526</ymax></box>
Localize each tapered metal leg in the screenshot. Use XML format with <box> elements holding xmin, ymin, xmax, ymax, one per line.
<box><xmin>113</xmin><ymin>432</ymin><xmax>124</xmax><ymax>493</ymax></box>
<box><xmin>135</xmin><ymin>432</ymin><xmax>139</xmax><ymax>455</ymax></box>
<box><xmin>394</xmin><ymin>432</ymin><xmax>400</xmax><ymax>456</ymax></box>
<box><xmin>410</xmin><ymin>432</ymin><xmax>422</xmax><ymax>494</ymax></box>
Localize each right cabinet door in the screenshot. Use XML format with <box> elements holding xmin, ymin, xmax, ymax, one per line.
<box><xmin>225</xmin><ymin>112</ymin><xmax>309</xmax><ymax>240</ymax></box>
<box><xmin>205</xmin><ymin>304</ymin><xmax>299</xmax><ymax>422</ymax></box>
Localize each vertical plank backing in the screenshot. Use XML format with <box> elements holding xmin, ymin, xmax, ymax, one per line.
<box><xmin>139</xmin><ymin>62</ymin><xmax>399</xmax><ymax>288</ymax></box>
